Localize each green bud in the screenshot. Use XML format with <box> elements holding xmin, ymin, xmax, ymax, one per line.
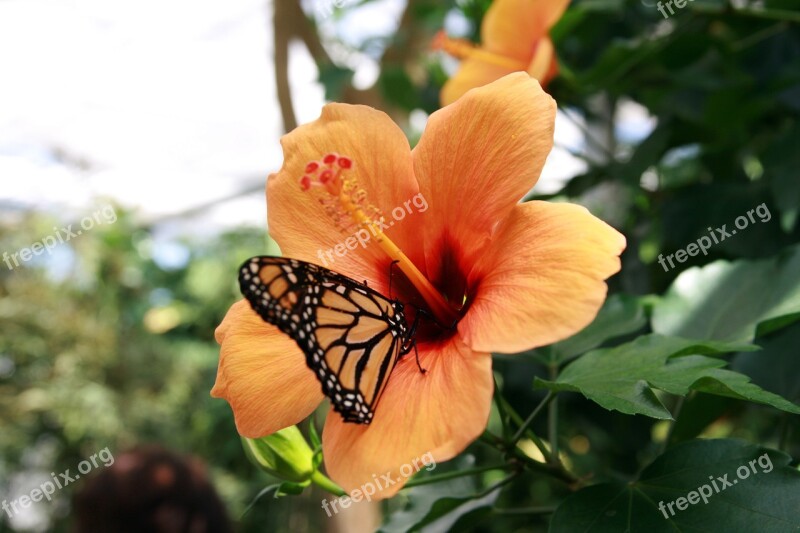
<box><xmin>242</xmin><ymin>426</ymin><xmax>315</xmax><ymax>483</ymax></box>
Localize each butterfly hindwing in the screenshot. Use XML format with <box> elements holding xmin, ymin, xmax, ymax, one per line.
<box><xmin>238</xmin><ymin>256</ymin><xmax>408</xmax><ymax>424</ymax></box>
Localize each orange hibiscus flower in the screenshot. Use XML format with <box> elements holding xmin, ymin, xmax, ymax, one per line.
<box><xmin>435</xmin><ymin>0</ymin><xmax>570</xmax><ymax>106</ymax></box>
<box><xmin>212</xmin><ymin>73</ymin><xmax>625</xmax><ymax>500</ymax></box>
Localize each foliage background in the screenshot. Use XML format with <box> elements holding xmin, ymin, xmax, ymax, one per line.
<box><xmin>1</xmin><ymin>0</ymin><xmax>799</xmax><ymax>531</ymax></box>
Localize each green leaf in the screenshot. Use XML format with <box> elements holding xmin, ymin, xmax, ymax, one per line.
<box><xmin>550</xmin><ymin>439</ymin><xmax>800</xmax><ymax>532</ymax></box>
<box><xmin>652</xmin><ymin>244</ymin><xmax>800</xmax><ymax>342</ymax></box>
<box><xmin>667</xmin><ymin>394</ymin><xmax>737</xmax><ymax>445</ymax></box>
<box><xmin>614</xmin><ymin>121</ymin><xmax>672</xmax><ymax>185</ymax></box>
<box><xmin>380</xmin><ymin>459</ymin><xmax>501</xmax><ymax>533</ymax></box>
<box><xmin>733</xmin><ymin>321</ymin><xmax>800</xmax><ymax>403</ymax></box>
<box><xmin>317</xmin><ymin>64</ymin><xmax>355</xmax><ymax>101</ymax></box>
<box><xmin>379</xmin><ymin>66</ymin><xmax>418</xmax><ymax>111</ymax></box>
<box><xmin>535</xmin><ymin>335</ymin><xmax>800</xmax><ymax>418</ymax></box>
<box><xmin>534</xmin><ymin>294</ymin><xmax>647</xmax><ymax>366</ymax></box>
<box><xmin>381</xmin><ymin>488</ymin><xmax>500</xmax><ymax>533</ymax></box>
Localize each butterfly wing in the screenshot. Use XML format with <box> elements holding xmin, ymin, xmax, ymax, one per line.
<box><xmin>238</xmin><ymin>256</ymin><xmax>407</xmax><ymax>424</ymax></box>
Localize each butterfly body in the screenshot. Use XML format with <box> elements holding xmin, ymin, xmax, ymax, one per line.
<box><xmin>239</xmin><ymin>256</ymin><xmax>411</xmax><ymax>424</ymax></box>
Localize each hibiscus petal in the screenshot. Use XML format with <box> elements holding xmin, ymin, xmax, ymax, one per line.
<box><xmin>482</xmin><ymin>0</ymin><xmax>570</xmax><ymax>62</ymax></box>
<box><xmin>459</xmin><ymin>201</ymin><xmax>626</xmax><ymax>353</ymax></box>
<box><xmin>440</xmin><ymin>57</ymin><xmax>515</xmax><ymax>106</ymax></box>
<box><xmin>414</xmin><ymin>73</ymin><xmax>556</xmax><ymax>280</ymax></box>
<box><xmin>212</xmin><ymin>300</ymin><xmax>324</xmax><ymax>438</ymax></box>
<box><xmin>527</xmin><ymin>36</ymin><xmax>559</xmax><ymax>86</ymax></box>
<box><xmin>268</xmin><ymin>104</ymin><xmax>425</xmax><ymax>295</ymax></box>
<box><xmin>321</xmin><ymin>337</ymin><xmax>493</xmax><ymax>499</ymax></box>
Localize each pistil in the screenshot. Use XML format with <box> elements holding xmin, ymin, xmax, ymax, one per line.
<box><xmin>301</xmin><ymin>153</ymin><xmax>459</xmax><ymax>326</ymax></box>
<box><xmin>433</xmin><ymin>31</ymin><xmax>528</xmax><ymax>71</ymax></box>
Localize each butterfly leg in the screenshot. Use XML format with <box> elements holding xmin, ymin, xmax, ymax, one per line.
<box><xmin>401</xmin><ymin>309</ymin><xmax>427</xmax><ymax>374</ymax></box>
<box><xmin>412</xmin><ymin>339</ymin><xmax>426</xmax><ymax>374</ymax></box>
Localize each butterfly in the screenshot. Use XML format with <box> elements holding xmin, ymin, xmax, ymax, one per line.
<box><xmin>238</xmin><ymin>256</ymin><xmax>420</xmax><ymax>425</ymax></box>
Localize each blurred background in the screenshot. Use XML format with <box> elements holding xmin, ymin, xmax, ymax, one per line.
<box><xmin>1</xmin><ymin>0</ymin><xmax>798</xmax><ymax>531</ymax></box>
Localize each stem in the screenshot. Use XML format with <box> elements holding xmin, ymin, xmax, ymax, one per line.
<box><xmin>476</xmin><ymin>472</ymin><xmax>518</xmax><ymax>499</ymax></box>
<box><xmin>777</xmin><ymin>413</ymin><xmax>790</xmax><ymax>451</ymax></box>
<box><xmin>690</xmin><ymin>4</ymin><xmax>800</xmax><ymax>23</ymax></box>
<box><xmin>506</xmin><ymin>447</ymin><xmax>578</xmax><ymax>487</ymax></box>
<box><xmin>663</xmin><ymin>394</ymin><xmax>686</xmax><ymax>452</ymax></box>
<box><xmin>242</xmin><ymin>484</ymin><xmax>281</xmax><ymax>517</ymax></box>
<box><xmin>403</xmin><ymin>463</ymin><xmax>513</xmax><ymax>489</ymax></box>
<box><xmin>494</xmin><ymin>377</ymin><xmax>512</xmax><ymax>441</ymax></box>
<box><xmin>495</xmin><ymin>396</ymin><xmax>553</xmax><ymax>463</ymax></box>
<box><xmin>547</xmin><ymin>365</ymin><xmax>559</xmax><ymax>466</ymax></box>
<box><xmin>560</xmin><ymin>107</ymin><xmax>616</xmax><ymax>163</ymax></box>
<box><xmin>493</xmin><ymin>506</ymin><xmax>557</xmax><ymax>516</ymax></box>
<box><xmin>310</xmin><ymin>470</ymin><xmax>346</xmax><ymax>496</ymax></box>
<box><xmin>510</xmin><ymin>391</ymin><xmax>555</xmax><ymax>446</ymax></box>
<box><xmin>273</xmin><ymin>0</ymin><xmax>297</xmax><ymax>132</ymax></box>
<box><xmin>732</xmin><ymin>22</ymin><xmax>789</xmax><ymax>52</ymax></box>
<box><xmin>480</xmin><ymin>430</ymin><xmax>578</xmax><ymax>487</ymax></box>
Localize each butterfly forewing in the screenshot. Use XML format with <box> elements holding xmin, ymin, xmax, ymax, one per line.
<box><xmin>238</xmin><ymin>256</ymin><xmax>408</xmax><ymax>424</ymax></box>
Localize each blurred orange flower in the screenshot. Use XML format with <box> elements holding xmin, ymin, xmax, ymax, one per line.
<box><xmin>211</xmin><ymin>73</ymin><xmax>624</xmax><ymax>499</ymax></box>
<box><xmin>436</xmin><ymin>0</ymin><xmax>570</xmax><ymax>106</ymax></box>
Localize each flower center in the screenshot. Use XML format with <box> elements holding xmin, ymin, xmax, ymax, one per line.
<box><xmin>433</xmin><ymin>30</ymin><xmax>528</xmax><ymax>71</ymax></box>
<box><xmin>300</xmin><ymin>153</ymin><xmax>459</xmax><ymax>326</ymax></box>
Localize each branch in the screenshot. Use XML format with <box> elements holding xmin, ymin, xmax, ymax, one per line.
<box><xmin>274</xmin><ymin>0</ymin><xmax>297</xmax><ymax>132</ymax></box>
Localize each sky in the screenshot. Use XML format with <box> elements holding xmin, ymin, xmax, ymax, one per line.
<box><xmin>0</xmin><ymin>0</ymin><xmax>652</xmax><ymax>239</ymax></box>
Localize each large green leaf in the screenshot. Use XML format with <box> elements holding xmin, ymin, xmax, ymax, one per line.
<box><xmin>535</xmin><ymin>335</ymin><xmax>800</xmax><ymax>418</ymax></box>
<box><xmin>550</xmin><ymin>439</ymin><xmax>800</xmax><ymax>532</ymax></box>
<box><xmin>652</xmin><ymin>244</ymin><xmax>800</xmax><ymax>342</ymax></box>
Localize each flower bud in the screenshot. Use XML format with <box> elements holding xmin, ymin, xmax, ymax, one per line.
<box><xmin>241</xmin><ymin>426</ymin><xmax>314</xmax><ymax>483</ymax></box>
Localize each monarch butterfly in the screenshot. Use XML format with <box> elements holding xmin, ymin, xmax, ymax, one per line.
<box><xmin>238</xmin><ymin>256</ymin><xmax>420</xmax><ymax>425</ymax></box>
